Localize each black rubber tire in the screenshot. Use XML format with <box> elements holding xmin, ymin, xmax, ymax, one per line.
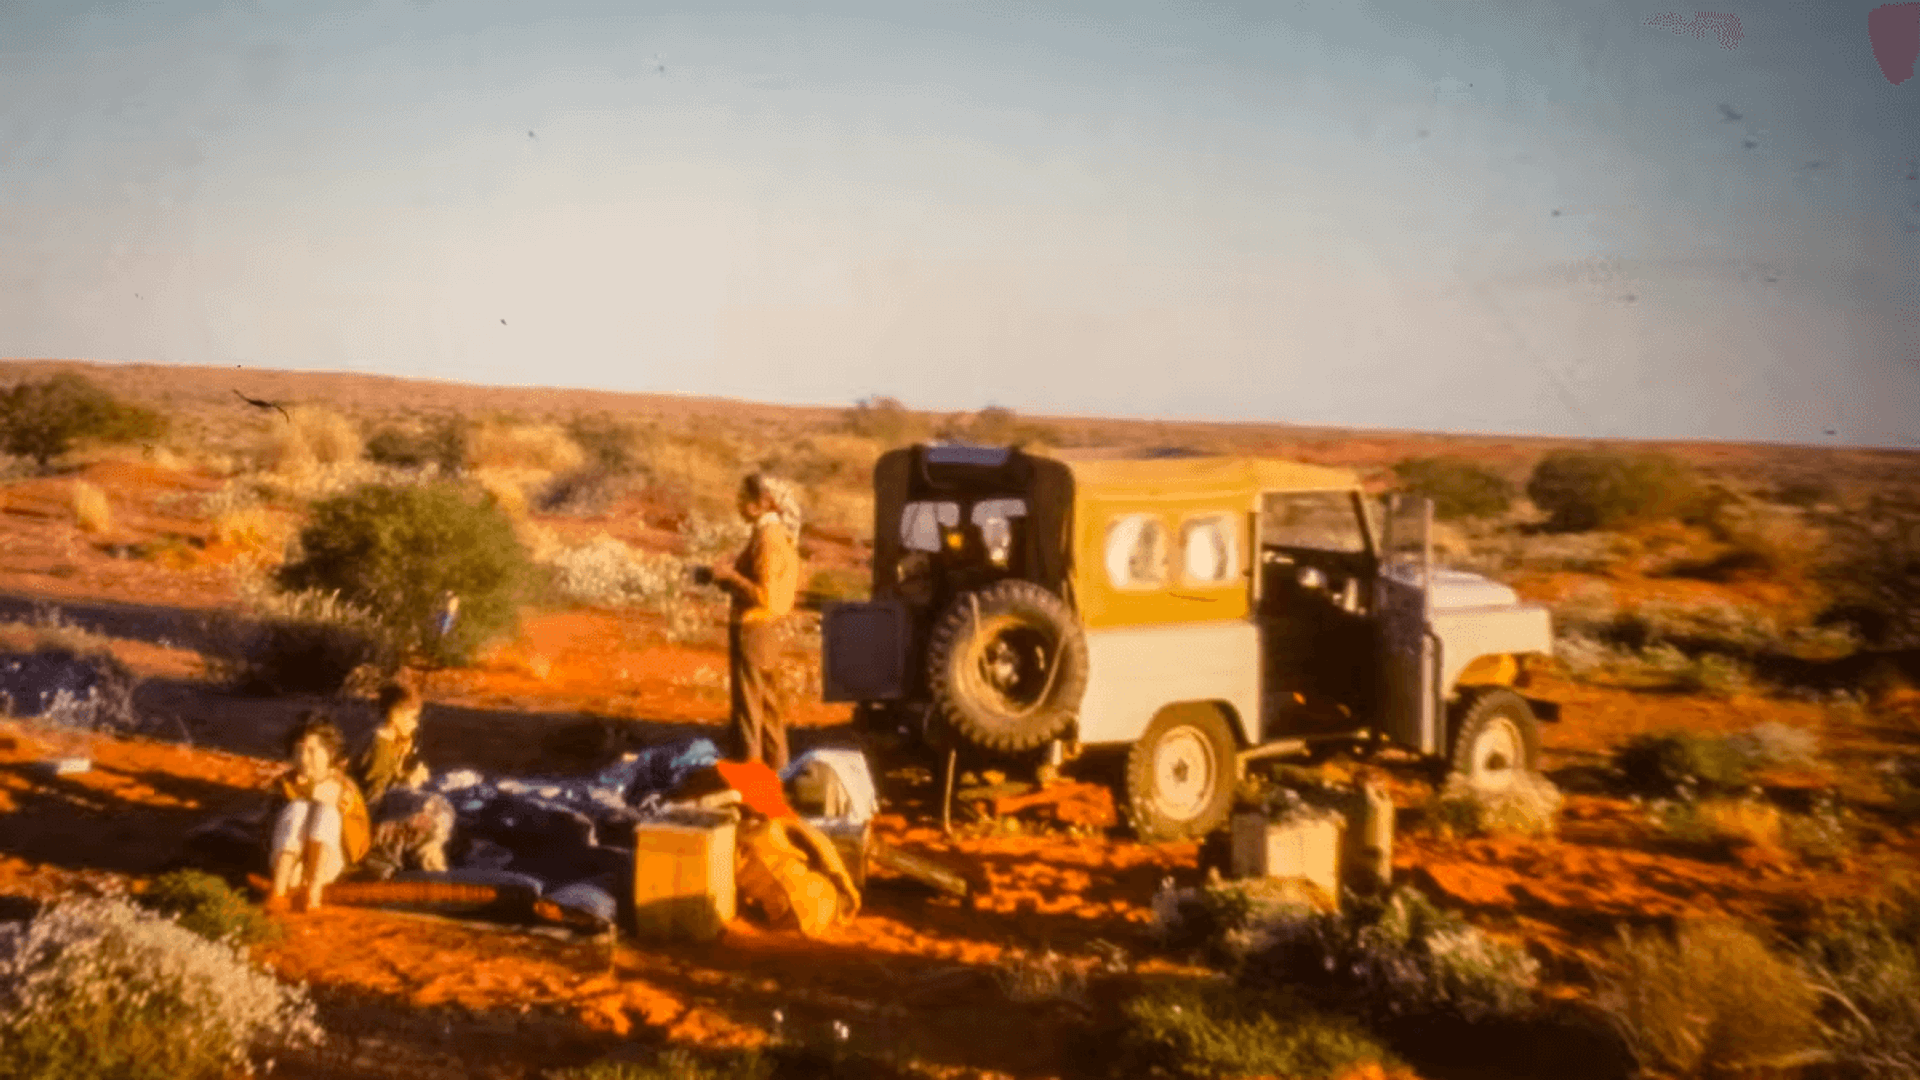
<box><xmin>925</xmin><ymin>580</ymin><xmax>1089</xmax><ymax>754</ymax></box>
<box><xmin>1126</xmin><ymin>703</ymin><xmax>1238</xmax><ymax>842</ymax></box>
<box><xmin>1447</xmin><ymin>687</ymin><xmax>1541</xmax><ymax>788</ymax></box>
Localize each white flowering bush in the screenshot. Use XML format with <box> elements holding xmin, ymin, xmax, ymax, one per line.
<box><xmin>550</xmin><ymin>534</ymin><xmax>686</xmax><ymax>608</ymax></box>
<box><xmin>1425</xmin><ymin>772</ymin><xmax>1564</xmax><ymax>839</ymax></box>
<box><xmin>1237</xmin><ymin>886</ymin><xmax>1541</xmax><ymax>1025</ymax></box>
<box><xmin>0</xmin><ymin>896</ymin><xmax>322</xmax><ymax>1080</ymax></box>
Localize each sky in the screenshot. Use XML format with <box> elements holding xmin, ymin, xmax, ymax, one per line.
<box><xmin>1</xmin><ymin>0</ymin><xmax>1916</xmax><ymax>446</ymax></box>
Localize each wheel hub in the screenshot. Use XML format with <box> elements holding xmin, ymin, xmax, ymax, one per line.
<box><xmin>1467</xmin><ymin>716</ymin><xmax>1523</xmax><ymax>791</ymax></box>
<box><xmin>1152</xmin><ymin>727</ymin><xmax>1215</xmax><ymax>821</ymax></box>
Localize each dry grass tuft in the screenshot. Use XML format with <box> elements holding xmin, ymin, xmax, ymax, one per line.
<box><xmin>69</xmin><ymin>480</ymin><xmax>112</xmax><ymax>533</ymax></box>
<box><xmin>209</xmin><ymin>507</ymin><xmax>292</xmax><ymax>565</ymax></box>
<box><xmin>1592</xmin><ymin>919</ymin><xmax>1819</xmax><ymax>1078</ymax></box>
<box><xmin>470</xmin><ymin>468</ymin><xmax>533</xmax><ymax>519</ymax></box>
<box><xmin>262</xmin><ymin>406</ymin><xmax>363</xmax><ymax>474</ymax></box>
<box><xmin>464</xmin><ymin>419</ymin><xmax>585</xmax><ymax>475</ymax></box>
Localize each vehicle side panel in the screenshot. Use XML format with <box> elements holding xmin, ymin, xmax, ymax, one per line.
<box><xmin>1430</xmin><ymin>605</ymin><xmax>1554</xmax><ymax>698</ymax></box>
<box><xmin>1076</xmin><ymin>622</ymin><xmax>1261</xmax><ymax>746</ymax></box>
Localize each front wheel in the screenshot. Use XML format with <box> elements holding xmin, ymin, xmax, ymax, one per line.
<box><xmin>1447</xmin><ymin>688</ymin><xmax>1541</xmax><ymax>792</ymax></box>
<box><xmin>1126</xmin><ymin>704</ymin><xmax>1238</xmax><ymax>842</ymax></box>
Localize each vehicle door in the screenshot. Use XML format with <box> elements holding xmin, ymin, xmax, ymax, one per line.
<box><xmin>1377</xmin><ymin>494</ymin><xmax>1439</xmax><ymax>754</ymax></box>
<box><xmin>1255</xmin><ymin>490</ymin><xmax>1376</xmax><ymax>739</ymax></box>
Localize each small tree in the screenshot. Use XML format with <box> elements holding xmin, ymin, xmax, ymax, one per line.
<box><xmin>1390</xmin><ymin>457</ymin><xmax>1515</xmax><ymax>521</ymax></box>
<box><xmin>0</xmin><ymin>372</ymin><xmax>169</xmax><ymax>467</ymax></box>
<box><xmin>277</xmin><ymin>481</ymin><xmax>530</xmax><ymax>666</ymax></box>
<box><xmin>841</xmin><ymin>396</ymin><xmax>928</xmax><ymax>446</ymax></box>
<box><xmin>1526</xmin><ymin>449</ymin><xmax>1703</xmax><ymax>532</ymax></box>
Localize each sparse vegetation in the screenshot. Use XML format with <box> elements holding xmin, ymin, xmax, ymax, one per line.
<box><xmin>1424</xmin><ymin>772</ymin><xmax>1563</xmax><ymax>839</ymax></box>
<box><xmin>1526</xmin><ymin>448</ymin><xmax>1704</xmax><ymax>532</ymax></box>
<box><xmin>138</xmin><ymin>869</ymin><xmax>280</xmax><ymax>948</ymax></box>
<box><xmin>1391</xmin><ymin>457</ymin><xmax>1516</xmax><ymax>521</ymax></box>
<box><xmin>365</xmin><ymin>415</ymin><xmax>467</xmax><ymax>474</ymax></box>
<box><xmin>277</xmin><ymin>481</ymin><xmax>531</xmax><ymax>667</ymax></box>
<box><xmin>1799</xmin><ymin>886</ymin><xmax>1920</xmax><ymax>1078</ymax></box>
<box><xmin>1113</xmin><ymin>977</ymin><xmax>1393</xmax><ymax>1080</ymax></box>
<box><xmin>0</xmin><ymin>895</ymin><xmax>322</xmax><ymax>1080</ymax></box>
<box><xmin>841</xmin><ymin>396</ymin><xmax>929</xmax><ymax>447</ymax></box>
<box><xmin>203</xmin><ymin>585</ymin><xmax>391</xmax><ymax>695</ymax></box>
<box><xmin>0</xmin><ymin>372</ymin><xmax>169</xmax><ymax>468</ymax></box>
<box><xmin>1613</xmin><ymin>731</ymin><xmax>1754</xmax><ymax>797</ymax></box>
<box><xmin>1592</xmin><ymin>919</ymin><xmax>1820</xmax><ymax>1078</ymax></box>
<box><xmin>263</xmin><ymin>405</ymin><xmax>364</xmax><ymax>475</ymax></box>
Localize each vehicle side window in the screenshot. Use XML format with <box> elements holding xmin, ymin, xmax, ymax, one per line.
<box><xmin>1261</xmin><ymin>492</ymin><xmax>1366</xmax><ymax>553</ymax></box>
<box><xmin>901</xmin><ymin>501</ymin><xmax>960</xmax><ymax>552</ymax></box>
<box><xmin>1180</xmin><ymin>514</ymin><xmax>1240</xmax><ymax>584</ymax></box>
<box><xmin>1105</xmin><ymin>514</ymin><xmax>1168</xmax><ymax>588</ymax></box>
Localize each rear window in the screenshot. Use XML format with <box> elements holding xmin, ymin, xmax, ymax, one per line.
<box><xmin>901</xmin><ymin>501</ymin><xmax>960</xmax><ymax>552</ymax></box>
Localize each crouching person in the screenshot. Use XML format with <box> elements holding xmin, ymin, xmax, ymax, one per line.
<box><xmin>267</xmin><ymin>712</ymin><xmax>371</xmax><ymax>913</ymax></box>
<box><xmin>354</xmin><ymin>681</ymin><xmax>455</xmax><ymax>879</ymax></box>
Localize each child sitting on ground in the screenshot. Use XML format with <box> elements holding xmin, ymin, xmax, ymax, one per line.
<box><xmin>267</xmin><ymin>712</ymin><xmax>371</xmax><ymax>913</ymax></box>
<box><xmin>354</xmin><ymin>681</ymin><xmax>455</xmax><ymax>879</ymax></box>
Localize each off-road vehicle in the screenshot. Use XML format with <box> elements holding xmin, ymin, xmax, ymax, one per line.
<box><xmin>822</xmin><ymin>444</ymin><xmax>1557</xmax><ymax>840</ymax></box>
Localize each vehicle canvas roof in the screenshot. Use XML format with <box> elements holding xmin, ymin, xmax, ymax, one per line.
<box><xmin>1041</xmin><ymin>448</ymin><xmax>1361</xmax><ymax>498</ymax></box>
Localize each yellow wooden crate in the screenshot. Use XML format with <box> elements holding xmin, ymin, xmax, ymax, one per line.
<box><xmin>631</xmin><ymin>814</ymin><xmax>736</xmax><ymax>942</ymax></box>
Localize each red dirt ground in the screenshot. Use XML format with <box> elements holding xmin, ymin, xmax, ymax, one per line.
<box><xmin>2</xmin><ymin>407</ymin><xmax>1918</xmax><ymax>1079</ymax></box>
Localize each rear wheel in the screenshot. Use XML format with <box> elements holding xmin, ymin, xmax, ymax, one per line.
<box><xmin>1448</xmin><ymin>688</ymin><xmax>1540</xmax><ymax>791</ymax></box>
<box><xmin>1126</xmin><ymin>704</ymin><xmax>1238</xmax><ymax>841</ymax></box>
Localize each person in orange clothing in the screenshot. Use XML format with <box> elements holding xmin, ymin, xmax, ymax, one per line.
<box><xmin>265</xmin><ymin>711</ymin><xmax>371</xmax><ymax>913</ymax></box>
<box><xmin>708</xmin><ymin>472</ymin><xmax>801</xmax><ymax>769</ymax></box>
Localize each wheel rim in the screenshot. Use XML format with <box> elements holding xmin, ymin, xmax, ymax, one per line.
<box><xmin>1467</xmin><ymin>715</ymin><xmax>1524</xmax><ymax>791</ymax></box>
<box><xmin>964</xmin><ymin>619</ymin><xmax>1055</xmax><ymax>716</ymax></box>
<box><xmin>1152</xmin><ymin>726</ymin><xmax>1217</xmax><ymax>822</ymax></box>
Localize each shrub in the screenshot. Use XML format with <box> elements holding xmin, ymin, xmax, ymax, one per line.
<box><xmin>1672</xmin><ymin>498</ymin><xmax>1826</xmax><ymax>583</ymax></box>
<box><xmin>1642</xmin><ymin>645</ymin><xmax>1753</xmax><ymax>698</ymax></box>
<box><xmin>538</xmin><ymin>467</ymin><xmax>631</xmax><ymax>515</ymax></box>
<box><xmin>1613</xmin><ymin>732</ymin><xmax>1752</xmax><ymax>797</ymax></box>
<box><xmin>139</xmin><ymin>869</ymin><xmax>279</xmax><ymax>948</ymax></box>
<box><xmin>1800</xmin><ymin>888</ymin><xmax>1920</xmax><ymax>1078</ymax></box>
<box><xmin>277</xmin><ymin>482</ymin><xmax>531</xmax><ymax>667</ymax></box>
<box><xmin>1653</xmin><ymin>797</ymin><xmax>1784</xmax><ymax>855</ymax></box>
<box><xmin>1592</xmin><ymin>919</ymin><xmax>1819</xmax><ymax>1078</ymax></box>
<box><xmin>262</xmin><ymin>405</ymin><xmax>363</xmax><ymax>475</ymax></box>
<box><xmin>463</xmin><ymin>418</ymin><xmax>586</xmax><ymax>475</ymax></box>
<box><xmin>1526</xmin><ymin>449</ymin><xmax>1704</xmax><ymax>532</ymax></box>
<box><xmin>564</xmin><ymin>414</ymin><xmax>643</xmax><ymax>474</ymax></box>
<box><xmin>67</xmin><ymin>479</ymin><xmax>114</xmax><ymax>534</ymax></box>
<box><xmin>202</xmin><ymin>585</ymin><xmax>391</xmax><ymax>695</ymax></box>
<box><xmin>1113</xmin><ymin>977</ymin><xmax>1393</xmax><ymax>1080</ymax></box>
<box><xmin>365</xmin><ymin>416</ymin><xmax>467</xmax><ymax>473</ymax></box>
<box><xmin>0</xmin><ymin>372</ymin><xmax>169</xmax><ymax>467</ymax></box>
<box><xmin>1727</xmin><ymin>721</ymin><xmax>1822</xmax><ymax>772</ymax></box>
<box><xmin>1820</xmin><ymin>511</ymin><xmax>1920</xmax><ymax>649</ymax></box>
<box><xmin>1235</xmin><ymin>885</ymin><xmax>1541</xmax><ymax>1025</ymax></box>
<box><xmin>936</xmin><ymin>405</ymin><xmax>1055</xmax><ymax>449</ymax></box>
<box><xmin>548</xmin><ymin>534</ymin><xmax>686</xmax><ymax>609</ymax></box>
<box><xmin>0</xmin><ymin>896</ymin><xmax>321</xmax><ymax>1080</ymax></box>
<box><xmin>1390</xmin><ymin>457</ymin><xmax>1516</xmax><ymax>521</ymax></box>
<box><xmin>1424</xmin><ymin>772</ymin><xmax>1563</xmax><ymax>839</ymax></box>
<box><xmin>841</xmin><ymin>396</ymin><xmax>929</xmax><ymax>447</ymax></box>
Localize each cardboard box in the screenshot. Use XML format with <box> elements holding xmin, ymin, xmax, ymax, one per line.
<box><xmin>631</xmin><ymin>813</ymin><xmax>736</xmax><ymax>942</ymax></box>
<box><xmin>1230</xmin><ymin>810</ymin><xmax>1344</xmax><ymax>909</ymax></box>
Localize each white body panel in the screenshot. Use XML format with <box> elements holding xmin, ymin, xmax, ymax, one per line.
<box><xmin>1431</xmin><ymin>604</ymin><xmax>1555</xmax><ymax>693</ymax></box>
<box><xmin>1077</xmin><ymin>621</ymin><xmax>1262</xmax><ymax>746</ymax></box>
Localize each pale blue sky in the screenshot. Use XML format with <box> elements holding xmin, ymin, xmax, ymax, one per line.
<box><xmin>2</xmin><ymin>0</ymin><xmax>1915</xmax><ymax>445</ymax></box>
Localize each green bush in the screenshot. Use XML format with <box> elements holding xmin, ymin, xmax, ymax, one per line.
<box><xmin>0</xmin><ymin>896</ymin><xmax>320</xmax><ymax>1080</ymax></box>
<box><xmin>139</xmin><ymin>869</ymin><xmax>280</xmax><ymax>948</ymax></box>
<box><xmin>1592</xmin><ymin>919</ymin><xmax>1819</xmax><ymax>1078</ymax></box>
<box><xmin>1391</xmin><ymin>457</ymin><xmax>1516</xmax><ymax>521</ymax></box>
<box><xmin>1114</xmin><ymin>977</ymin><xmax>1394</xmax><ymax>1080</ymax></box>
<box><xmin>277</xmin><ymin>481</ymin><xmax>531</xmax><ymax>667</ymax></box>
<box><xmin>0</xmin><ymin>372</ymin><xmax>169</xmax><ymax>467</ymax></box>
<box><xmin>1526</xmin><ymin>449</ymin><xmax>1704</xmax><ymax>532</ymax></box>
<box><xmin>564</xmin><ymin>414</ymin><xmax>643</xmax><ymax>474</ymax></box>
<box><xmin>364</xmin><ymin>416</ymin><xmax>467</xmax><ymax>473</ymax></box>
<box><xmin>1612</xmin><ymin>731</ymin><xmax>1753</xmax><ymax>797</ymax></box>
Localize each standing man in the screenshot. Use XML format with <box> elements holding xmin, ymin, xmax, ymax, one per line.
<box><xmin>709</xmin><ymin>473</ymin><xmax>801</xmax><ymax>769</ymax></box>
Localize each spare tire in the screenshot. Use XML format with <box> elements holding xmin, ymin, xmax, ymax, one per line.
<box><xmin>926</xmin><ymin>580</ymin><xmax>1089</xmax><ymax>753</ymax></box>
